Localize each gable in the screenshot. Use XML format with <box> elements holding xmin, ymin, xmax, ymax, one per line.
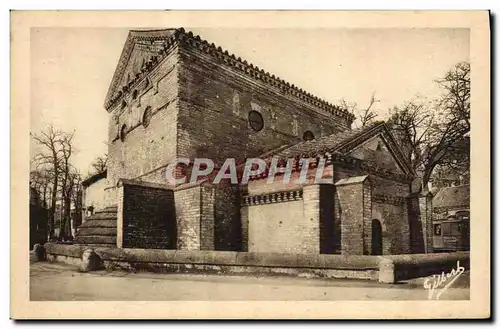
<box><xmin>104</xmin><ymin>29</ymin><xmax>177</xmax><ymax>111</ymax></box>
<box><xmin>117</xmin><ymin>44</ymin><xmax>154</xmax><ymax>91</ymax></box>
<box><xmin>348</xmin><ymin>135</ymin><xmax>405</xmax><ymax>175</ymax></box>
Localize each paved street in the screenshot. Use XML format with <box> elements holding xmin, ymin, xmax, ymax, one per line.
<box><xmin>30</xmin><ymin>261</ymin><xmax>470</xmax><ymax>301</ymax></box>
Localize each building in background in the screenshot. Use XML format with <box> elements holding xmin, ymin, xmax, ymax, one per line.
<box><xmin>432</xmin><ymin>185</ymin><xmax>470</xmax><ymax>252</ymax></box>
<box><xmin>81</xmin><ymin>170</ymin><xmax>108</xmax><ymax>223</ymax></box>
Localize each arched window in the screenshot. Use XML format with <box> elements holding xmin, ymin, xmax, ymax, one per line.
<box><xmin>120</xmin><ymin>124</ymin><xmax>127</xmax><ymax>142</ymax></box>
<box><xmin>120</xmin><ymin>100</ymin><xmax>127</xmax><ymax>110</ymax></box>
<box><xmin>303</xmin><ymin>130</ymin><xmax>315</xmax><ymax>141</ymax></box>
<box><xmin>248</xmin><ymin>110</ymin><xmax>264</xmax><ymax>132</ymax></box>
<box><xmin>132</xmin><ymin>89</ymin><xmax>138</xmax><ymax>100</ymax></box>
<box><xmin>142</xmin><ymin>106</ymin><xmax>152</xmax><ymax>128</ymax></box>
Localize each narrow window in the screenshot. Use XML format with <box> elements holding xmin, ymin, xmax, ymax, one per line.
<box><xmin>142</xmin><ymin>106</ymin><xmax>152</xmax><ymax>128</ymax></box>
<box><xmin>120</xmin><ymin>124</ymin><xmax>127</xmax><ymax>142</ymax></box>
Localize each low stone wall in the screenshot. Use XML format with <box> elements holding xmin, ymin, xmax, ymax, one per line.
<box><xmin>43</xmin><ymin>243</ymin><xmax>470</xmax><ymax>283</ymax></box>
<box><xmin>44</xmin><ymin>243</ymin><xmax>379</xmax><ymax>280</ymax></box>
<box><xmin>379</xmin><ymin>252</ymin><xmax>470</xmax><ymax>283</ymax></box>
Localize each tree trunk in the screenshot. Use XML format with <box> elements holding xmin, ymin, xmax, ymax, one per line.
<box><xmin>49</xmin><ymin>176</ymin><xmax>57</xmax><ymax>239</ymax></box>
<box><xmin>421</xmin><ymin>166</ymin><xmax>435</xmax><ymax>193</ymax></box>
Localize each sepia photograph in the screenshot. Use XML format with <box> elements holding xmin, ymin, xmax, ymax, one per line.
<box><xmin>11</xmin><ymin>10</ymin><xmax>490</xmax><ymax>319</ymax></box>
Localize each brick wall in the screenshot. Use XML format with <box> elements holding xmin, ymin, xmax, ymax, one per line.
<box><xmin>200</xmin><ymin>185</ymin><xmax>215</xmax><ymax>250</ymax></box>
<box><xmin>372</xmin><ymin>202</ymin><xmax>407</xmax><ymax>255</ymax></box>
<box><xmin>174</xmin><ymin>185</ymin><xmax>201</xmax><ymax>250</ymax></box>
<box><xmin>174</xmin><ymin>183</ymin><xmax>242</xmax><ymax>251</ymax></box>
<box><xmin>242</xmin><ymin>187</ymin><xmax>321</xmax><ymax>254</ymax></box>
<box><xmin>301</xmin><ymin>185</ymin><xmax>321</xmax><ymax>254</ymax></box>
<box><xmin>214</xmin><ymin>184</ymin><xmax>242</xmax><ymax>251</ymax></box>
<box><xmin>107</xmin><ymin>49</ymin><xmax>180</xmax><ymax>189</ymax></box>
<box><xmin>407</xmin><ymin>195</ymin><xmax>426</xmax><ymax>253</ymax></box>
<box><xmin>401</xmin><ymin>201</ymin><xmax>411</xmax><ymax>254</ymax></box>
<box><xmin>334</xmin><ymin>166</ymin><xmax>412</xmax><ymax>255</ymax></box>
<box><xmin>240</xmin><ymin>204</ymin><xmax>249</xmax><ymax>252</ymax></box>
<box><xmin>362</xmin><ymin>182</ymin><xmax>373</xmax><ymax>255</ymax></box>
<box><xmin>246</xmin><ymin>200</ymin><xmax>306</xmax><ymax>253</ymax></box>
<box><xmin>334</xmin><ymin>166</ymin><xmax>409</xmax><ymax>198</ymax></box>
<box><xmin>336</xmin><ymin>177</ymin><xmax>371</xmax><ymax>255</ymax></box>
<box><xmin>319</xmin><ymin>184</ymin><xmax>337</xmax><ymax>254</ymax></box>
<box><xmin>176</xmin><ymin>45</ymin><xmax>350</xmax><ymax>167</ymax></box>
<box><xmin>119</xmin><ymin>183</ymin><xmax>176</xmax><ymax>249</ymax></box>
<box><xmin>247</xmin><ymin>166</ymin><xmax>334</xmax><ymax>195</ymax></box>
<box><xmin>419</xmin><ymin>193</ymin><xmax>434</xmax><ymax>253</ymax></box>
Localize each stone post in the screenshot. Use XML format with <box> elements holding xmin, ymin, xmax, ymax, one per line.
<box><xmin>32</xmin><ymin>243</ymin><xmax>46</xmax><ymax>262</ymax></box>
<box><xmin>81</xmin><ymin>249</ymin><xmax>102</xmax><ymax>272</ymax></box>
<box><xmin>378</xmin><ymin>258</ymin><xmax>395</xmax><ymax>283</ymax></box>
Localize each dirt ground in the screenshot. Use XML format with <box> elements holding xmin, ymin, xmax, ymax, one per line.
<box><xmin>29</xmin><ymin>261</ymin><xmax>470</xmax><ymax>301</ymax></box>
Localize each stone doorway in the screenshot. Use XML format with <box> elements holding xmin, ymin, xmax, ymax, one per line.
<box><xmin>371</xmin><ymin>219</ymin><xmax>383</xmax><ymax>255</ymax></box>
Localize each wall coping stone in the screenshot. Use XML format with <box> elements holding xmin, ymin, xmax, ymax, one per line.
<box><xmin>117</xmin><ymin>178</ymin><xmax>172</xmax><ymax>191</ymax></box>
<box><xmin>335</xmin><ymin>175</ymin><xmax>370</xmax><ymax>186</ymax></box>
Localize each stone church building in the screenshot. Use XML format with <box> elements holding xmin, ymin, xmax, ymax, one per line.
<box><xmin>75</xmin><ymin>28</ymin><xmax>434</xmax><ymax>256</ymax></box>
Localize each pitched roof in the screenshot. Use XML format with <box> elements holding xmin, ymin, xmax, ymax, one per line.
<box><xmin>82</xmin><ymin>170</ymin><xmax>107</xmax><ymax>187</ymax></box>
<box><xmin>432</xmin><ymin>185</ymin><xmax>470</xmax><ymax>209</ymax></box>
<box><xmin>104</xmin><ymin>28</ymin><xmax>355</xmax><ymax>123</ymax></box>
<box><xmin>274</xmin><ymin>123</ymin><xmax>381</xmax><ymax>158</ymax></box>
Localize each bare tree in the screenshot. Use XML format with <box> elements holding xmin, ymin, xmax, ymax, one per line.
<box><xmin>58</xmin><ymin>132</ymin><xmax>75</xmax><ymax>238</ymax></box>
<box><xmin>91</xmin><ymin>154</ymin><xmax>108</xmax><ymax>174</ymax></box>
<box><xmin>339</xmin><ymin>92</ymin><xmax>380</xmax><ymax>128</ymax></box>
<box><xmin>71</xmin><ymin>171</ymin><xmax>83</xmax><ymax>228</ymax></box>
<box><xmin>32</xmin><ymin>125</ymin><xmax>65</xmax><ymax>238</ymax></box>
<box><xmin>387</xmin><ymin>98</ymin><xmax>434</xmax><ymax>172</ymax></box>
<box><xmin>30</xmin><ymin>168</ymin><xmax>52</xmax><ymax>209</ymax></box>
<box><xmin>387</xmin><ymin>62</ymin><xmax>470</xmax><ymax>192</ymax></box>
<box><xmin>31</xmin><ymin>125</ymin><xmax>77</xmax><ymax>239</ymax></box>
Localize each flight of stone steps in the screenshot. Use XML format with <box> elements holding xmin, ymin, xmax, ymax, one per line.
<box><xmin>74</xmin><ymin>205</ymin><xmax>117</xmax><ymax>247</ymax></box>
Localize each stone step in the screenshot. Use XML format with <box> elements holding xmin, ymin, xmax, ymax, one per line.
<box><xmin>95</xmin><ymin>205</ymin><xmax>118</xmax><ymax>213</ymax></box>
<box><xmin>78</xmin><ymin>219</ymin><xmax>117</xmax><ymax>228</ymax></box>
<box><xmin>74</xmin><ymin>235</ymin><xmax>116</xmax><ymax>245</ymax></box>
<box><xmin>75</xmin><ymin>227</ymin><xmax>116</xmax><ymax>237</ymax></box>
<box><xmin>85</xmin><ymin>212</ymin><xmax>118</xmax><ymax>221</ymax></box>
<box><xmin>73</xmin><ymin>243</ymin><xmax>116</xmax><ymax>248</ymax></box>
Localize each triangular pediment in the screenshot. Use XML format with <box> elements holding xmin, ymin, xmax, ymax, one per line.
<box><xmin>348</xmin><ymin>135</ymin><xmax>405</xmax><ymax>174</ymax></box>
<box><xmin>342</xmin><ymin>124</ymin><xmax>414</xmax><ymax>176</ymax></box>
<box><xmin>104</xmin><ymin>29</ymin><xmax>178</xmax><ymax>111</ymax></box>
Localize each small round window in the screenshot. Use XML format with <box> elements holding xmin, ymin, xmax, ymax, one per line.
<box><xmin>303</xmin><ymin>130</ymin><xmax>315</xmax><ymax>141</ymax></box>
<box><xmin>120</xmin><ymin>124</ymin><xmax>127</xmax><ymax>142</ymax></box>
<box><xmin>248</xmin><ymin>110</ymin><xmax>264</xmax><ymax>132</ymax></box>
<box><xmin>142</xmin><ymin>106</ymin><xmax>152</xmax><ymax>128</ymax></box>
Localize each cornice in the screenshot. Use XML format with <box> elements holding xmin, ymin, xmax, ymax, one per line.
<box><xmin>242</xmin><ymin>189</ymin><xmax>303</xmax><ymax>206</ymax></box>
<box><xmin>105</xmin><ymin>28</ymin><xmax>356</xmax><ymax>124</ymax></box>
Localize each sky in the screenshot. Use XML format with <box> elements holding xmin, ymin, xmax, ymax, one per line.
<box><xmin>30</xmin><ymin>27</ymin><xmax>469</xmax><ymax>175</ymax></box>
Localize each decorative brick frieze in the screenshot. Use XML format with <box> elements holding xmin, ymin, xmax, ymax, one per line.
<box><xmin>372</xmin><ymin>194</ymin><xmax>406</xmax><ymax>206</ymax></box>
<box><xmin>242</xmin><ymin>189</ymin><xmax>303</xmax><ymax>206</ymax></box>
